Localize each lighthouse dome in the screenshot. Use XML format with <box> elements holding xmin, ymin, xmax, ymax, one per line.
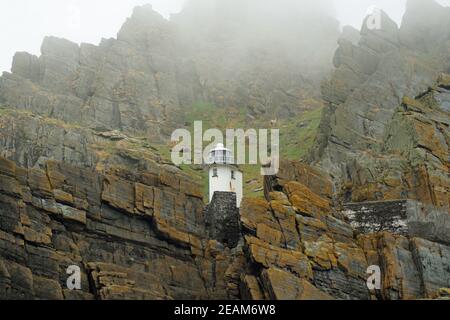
<box><xmin>207</xmin><ymin>143</ymin><xmax>233</xmax><ymax>164</ymax></box>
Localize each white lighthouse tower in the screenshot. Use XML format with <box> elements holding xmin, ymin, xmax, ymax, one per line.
<box><xmin>207</xmin><ymin>143</ymin><xmax>243</xmax><ymax>208</ymax></box>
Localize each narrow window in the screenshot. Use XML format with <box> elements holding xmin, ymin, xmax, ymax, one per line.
<box><xmin>213</xmin><ymin>168</ymin><xmax>218</xmax><ymax>177</ymax></box>
<box><xmin>231</xmin><ymin>171</ymin><xmax>235</xmax><ymax>180</ymax></box>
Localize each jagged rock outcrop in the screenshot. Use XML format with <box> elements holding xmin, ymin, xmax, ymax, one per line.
<box><xmin>0</xmin><ymin>155</ymin><xmax>221</xmax><ymax>299</ymax></box>
<box><xmin>249</xmin><ymin>161</ymin><xmax>449</xmax><ymax>300</ymax></box>
<box><xmin>311</xmin><ymin>0</ymin><xmax>450</xmax><ymax>210</ymax></box>
<box><xmin>0</xmin><ymin>1</ymin><xmax>339</xmax><ymax>161</ymax></box>
<box><xmin>0</xmin><ymin>0</ymin><xmax>449</xmax><ymax>301</ymax></box>
<box><xmin>0</xmin><ymin>1</ymin><xmax>342</xmax><ymax>174</ymax></box>
<box><xmin>0</xmin><ymin>107</ymin><xmax>172</xmax><ymax>172</ymax></box>
<box><xmin>2</xmin><ymin>156</ymin><xmax>448</xmax><ymax>300</ymax></box>
<box><xmin>338</xmin><ymin>79</ymin><xmax>449</xmax><ymax>210</ymax></box>
<box><xmin>0</xmin><ymin>29</ymin><xmax>178</xmax><ymax>144</ymax></box>
<box><xmin>305</xmin><ymin>6</ymin><xmax>450</xmax><ymax>295</ymax></box>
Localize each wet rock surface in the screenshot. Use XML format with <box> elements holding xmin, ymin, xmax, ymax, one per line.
<box><xmin>311</xmin><ymin>0</ymin><xmax>450</xmax><ymax>211</ymax></box>
<box><xmin>0</xmin><ymin>155</ymin><xmax>215</xmax><ymax>300</ymax></box>
<box><xmin>0</xmin><ymin>0</ymin><xmax>449</xmax><ymax>301</ymax></box>
<box><xmin>0</xmin><ymin>2</ymin><xmax>339</xmax><ymax>156</ymax></box>
<box><xmin>1</xmin><ymin>156</ymin><xmax>448</xmax><ymax>300</ymax></box>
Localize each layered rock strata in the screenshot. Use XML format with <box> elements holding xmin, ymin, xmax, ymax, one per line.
<box><xmin>1</xmin><ymin>156</ymin><xmax>448</xmax><ymax>300</ymax></box>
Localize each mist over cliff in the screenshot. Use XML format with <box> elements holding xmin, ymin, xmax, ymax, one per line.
<box><xmin>0</xmin><ymin>0</ymin><xmax>342</xmax><ymax>171</ymax></box>
<box><xmin>174</xmin><ymin>0</ymin><xmax>339</xmax><ymax>70</ymax></box>
<box><xmin>0</xmin><ymin>0</ymin><xmax>449</xmax><ymax>301</ymax></box>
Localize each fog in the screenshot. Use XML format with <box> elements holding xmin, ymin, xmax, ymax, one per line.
<box><xmin>172</xmin><ymin>0</ymin><xmax>339</xmax><ymax>73</ymax></box>
<box><xmin>0</xmin><ymin>0</ymin><xmax>449</xmax><ymax>72</ymax></box>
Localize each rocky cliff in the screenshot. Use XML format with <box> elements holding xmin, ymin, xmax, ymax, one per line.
<box><xmin>0</xmin><ymin>0</ymin><xmax>449</xmax><ymax>300</ymax></box>
<box><xmin>1</xmin><ymin>156</ymin><xmax>448</xmax><ymax>300</ymax></box>
<box><xmin>0</xmin><ymin>1</ymin><xmax>339</xmax><ymax>168</ymax></box>
<box><xmin>311</xmin><ymin>0</ymin><xmax>450</xmax><ymax>210</ymax></box>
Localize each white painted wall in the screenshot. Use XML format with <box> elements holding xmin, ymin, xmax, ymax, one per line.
<box><xmin>209</xmin><ymin>164</ymin><xmax>243</xmax><ymax>208</ymax></box>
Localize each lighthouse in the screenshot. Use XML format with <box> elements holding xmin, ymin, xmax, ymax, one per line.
<box><xmin>207</xmin><ymin>143</ymin><xmax>243</xmax><ymax>208</ymax></box>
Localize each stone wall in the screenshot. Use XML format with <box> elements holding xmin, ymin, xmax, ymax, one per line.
<box><xmin>343</xmin><ymin>200</ymin><xmax>409</xmax><ymax>235</ymax></box>
<box><xmin>343</xmin><ymin>200</ymin><xmax>450</xmax><ymax>245</ymax></box>
<box><xmin>204</xmin><ymin>192</ymin><xmax>241</xmax><ymax>248</ymax></box>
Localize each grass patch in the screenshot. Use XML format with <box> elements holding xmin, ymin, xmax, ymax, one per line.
<box><xmin>279</xmin><ymin>107</ymin><xmax>323</xmax><ymax>161</ymax></box>
<box><xmin>0</xmin><ymin>101</ymin><xmax>323</xmax><ymax>202</ymax></box>
<box><xmin>174</xmin><ymin>103</ymin><xmax>324</xmax><ymax>199</ymax></box>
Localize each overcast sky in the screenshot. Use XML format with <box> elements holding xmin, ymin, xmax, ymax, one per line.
<box><xmin>0</xmin><ymin>0</ymin><xmax>449</xmax><ymax>72</ymax></box>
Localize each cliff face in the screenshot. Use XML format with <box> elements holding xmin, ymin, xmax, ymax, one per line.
<box><xmin>311</xmin><ymin>0</ymin><xmax>450</xmax><ymax>211</ymax></box>
<box><xmin>0</xmin><ymin>0</ymin><xmax>449</xmax><ymax>300</ymax></box>
<box><xmin>0</xmin><ymin>156</ymin><xmax>214</xmax><ymax>299</ymax></box>
<box><xmin>1</xmin><ymin>156</ymin><xmax>448</xmax><ymax>300</ymax></box>
<box><xmin>0</xmin><ymin>1</ymin><xmax>339</xmax><ymax>171</ymax></box>
<box><xmin>339</xmin><ymin>80</ymin><xmax>449</xmax><ymax>210</ymax></box>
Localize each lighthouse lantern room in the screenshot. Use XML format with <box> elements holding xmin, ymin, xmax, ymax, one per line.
<box><xmin>207</xmin><ymin>143</ymin><xmax>243</xmax><ymax>208</ymax></box>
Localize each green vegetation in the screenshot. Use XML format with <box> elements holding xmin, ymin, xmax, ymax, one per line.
<box><xmin>0</xmin><ymin>102</ymin><xmax>323</xmax><ymax>201</ymax></box>
<box><xmin>173</xmin><ymin>102</ymin><xmax>324</xmax><ymax>199</ymax></box>
<box><xmin>0</xmin><ymin>106</ymin><xmax>84</xmax><ymax>130</ymax></box>
<box><xmin>0</xmin><ymin>106</ymin><xmax>32</xmax><ymax>117</ymax></box>
<box><xmin>279</xmin><ymin>107</ymin><xmax>323</xmax><ymax>160</ymax></box>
